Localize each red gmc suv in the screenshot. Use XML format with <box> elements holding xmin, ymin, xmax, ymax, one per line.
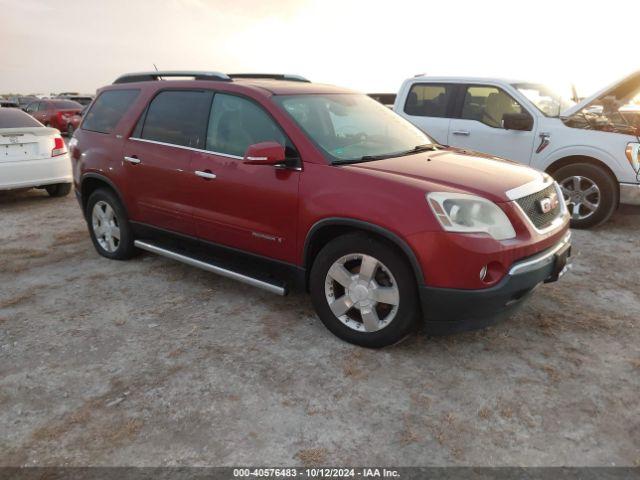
<box><xmin>70</xmin><ymin>71</ymin><xmax>571</xmax><ymax>347</ymax></box>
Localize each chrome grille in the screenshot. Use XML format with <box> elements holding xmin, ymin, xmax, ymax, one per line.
<box><xmin>515</xmin><ymin>184</ymin><xmax>561</xmax><ymax>230</ymax></box>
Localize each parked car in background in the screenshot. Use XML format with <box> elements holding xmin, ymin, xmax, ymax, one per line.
<box><xmin>24</xmin><ymin>99</ymin><xmax>83</xmax><ymax>133</ymax></box>
<box><xmin>65</xmin><ymin>105</ymin><xmax>87</xmax><ymax>137</ymax></box>
<box><xmin>0</xmin><ymin>100</ymin><xmax>19</xmax><ymax>108</ymax></box>
<box><xmin>56</xmin><ymin>94</ymin><xmax>94</xmax><ymax>106</ymax></box>
<box><xmin>368</xmin><ymin>93</ymin><xmax>396</xmax><ymax>108</ymax></box>
<box><xmin>0</xmin><ymin>108</ymin><xmax>71</xmax><ymax>197</ymax></box>
<box><xmin>15</xmin><ymin>96</ymin><xmax>39</xmax><ymax>110</ymax></box>
<box><xmin>70</xmin><ymin>70</ymin><xmax>570</xmax><ymax>347</ymax></box>
<box><xmin>394</xmin><ymin>71</ymin><xmax>640</xmax><ymax>228</ymax></box>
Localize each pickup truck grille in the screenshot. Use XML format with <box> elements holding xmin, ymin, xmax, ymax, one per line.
<box><xmin>515</xmin><ymin>184</ymin><xmax>562</xmax><ymax>230</ymax></box>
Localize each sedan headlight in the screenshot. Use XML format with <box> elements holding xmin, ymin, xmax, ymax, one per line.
<box><xmin>426</xmin><ymin>192</ymin><xmax>516</xmax><ymax>240</ymax></box>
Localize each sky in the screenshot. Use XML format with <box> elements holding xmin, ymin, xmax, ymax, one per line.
<box><xmin>0</xmin><ymin>0</ymin><xmax>636</xmax><ymax>98</ymax></box>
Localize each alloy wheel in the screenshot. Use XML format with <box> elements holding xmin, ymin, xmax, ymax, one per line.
<box><xmin>324</xmin><ymin>253</ymin><xmax>400</xmax><ymax>333</ymax></box>
<box><xmin>91</xmin><ymin>200</ymin><xmax>120</xmax><ymax>253</ymax></box>
<box><xmin>559</xmin><ymin>175</ymin><xmax>601</xmax><ymax>220</ymax></box>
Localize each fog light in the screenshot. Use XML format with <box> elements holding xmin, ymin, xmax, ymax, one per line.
<box><xmin>479</xmin><ymin>265</ymin><xmax>488</xmax><ymax>281</ymax></box>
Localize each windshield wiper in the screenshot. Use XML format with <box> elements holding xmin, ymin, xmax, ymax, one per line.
<box><xmin>332</xmin><ymin>144</ymin><xmax>439</xmax><ymax>165</ymax></box>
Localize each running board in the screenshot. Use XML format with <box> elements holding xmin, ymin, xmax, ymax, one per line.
<box><xmin>134</xmin><ymin>240</ymin><xmax>286</xmax><ymax>296</ymax></box>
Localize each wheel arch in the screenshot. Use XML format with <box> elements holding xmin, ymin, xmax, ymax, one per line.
<box><xmin>303</xmin><ymin>218</ymin><xmax>424</xmax><ymax>288</ymax></box>
<box><xmin>545</xmin><ymin>155</ymin><xmax>619</xmax><ymax>200</ymax></box>
<box><xmin>80</xmin><ymin>173</ymin><xmax>128</xmax><ymax>218</ymax></box>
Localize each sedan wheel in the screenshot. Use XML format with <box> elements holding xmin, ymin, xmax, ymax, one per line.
<box><xmin>91</xmin><ymin>200</ymin><xmax>121</xmax><ymax>253</ymax></box>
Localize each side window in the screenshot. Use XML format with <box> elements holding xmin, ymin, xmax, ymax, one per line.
<box><xmin>83</xmin><ymin>89</ymin><xmax>140</xmax><ymax>134</ymax></box>
<box><xmin>139</xmin><ymin>90</ymin><xmax>212</xmax><ymax>148</ymax></box>
<box><xmin>25</xmin><ymin>102</ymin><xmax>38</xmax><ymax>113</ymax></box>
<box><xmin>206</xmin><ymin>93</ymin><xmax>286</xmax><ymax>157</ymax></box>
<box><xmin>404</xmin><ymin>83</ymin><xmax>454</xmax><ymax>118</ymax></box>
<box><xmin>461</xmin><ymin>86</ymin><xmax>525</xmax><ymax>128</ymax></box>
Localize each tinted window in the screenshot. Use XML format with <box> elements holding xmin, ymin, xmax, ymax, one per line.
<box><xmin>404</xmin><ymin>84</ymin><xmax>454</xmax><ymax>117</ymax></box>
<box><xmin>51</xmin><ymin>100</ymin><xmax>82</xmax><ymax>109</ymax></box>
<box><xmin>82</xmin><ymin>89</ymin><xmax>140</xmax><ymax>134</ymax></box>
<box><xmin>461</xmin><ymin>86</ymin><xmax>525</xmax><ymax>128</ymax></box>
<box><xmin>140</xmin><ymin>90</ymin><xmax>212</xmax><ymax>148</ymax></box>
<box><xmin>207</xmin><ymin>94</ymin><xmax>286</xmax><ymax>157</ymax></box>
<box><xmin>0</xmin><ymin>109</ymin><xmax>42</xmax><ymax>128</ymax></box>
<box><xmin>25</xmin><ymin>102</ymin><xmax>39</xmax><ymax>113</ymax></box>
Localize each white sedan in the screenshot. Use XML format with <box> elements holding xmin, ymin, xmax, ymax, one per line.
<box><xmin>0</xmin><ymin>107</ymin><xmax>72</xmax><ymax>196</ymax></box>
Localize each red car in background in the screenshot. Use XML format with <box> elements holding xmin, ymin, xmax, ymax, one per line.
<box><xmin>24</xmin><ymin>99</ymin><xmax>83</xmax><ymax>135</ymax></box>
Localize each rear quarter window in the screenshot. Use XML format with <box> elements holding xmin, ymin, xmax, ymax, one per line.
<box><xmin>82</xmin><ymin>89</ymin><xmax>140</xmax><ymax>134</ymax></box>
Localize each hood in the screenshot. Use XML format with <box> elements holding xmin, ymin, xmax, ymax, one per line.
<box><xmin>344</xmin><ymin>148</ymin><xmax>544</xmax><ymax>203</ymax></box>
<box><xmin>562</xmin><ymin>70</ymin><xmax>640</xmax><ymax>117</ymax></box>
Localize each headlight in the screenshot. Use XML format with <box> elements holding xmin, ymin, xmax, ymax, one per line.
<box><xmin>426</xmin><ymin>192</ymin><xmax>516</xmax><ymax>240</ymax></box>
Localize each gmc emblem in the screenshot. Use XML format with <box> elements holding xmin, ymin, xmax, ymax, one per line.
<box><xmin>538</xmin><ymin>192</ymin><xmax>559</xmax><ymax>214</ymax></box>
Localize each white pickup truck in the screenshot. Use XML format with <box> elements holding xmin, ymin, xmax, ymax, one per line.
<box><xmin>394</xmin><ymin>72</ymin><xmax>640</xmax><ymax>228</ymax></box>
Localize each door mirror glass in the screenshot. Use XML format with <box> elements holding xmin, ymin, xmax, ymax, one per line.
<box><xmin>243</xmin><ymin>141</ymin><xmax>286</xmax><ymax>165</ymax></box>
<box><xmin>502</xmin><ymin>112</ymin><xmax>533</xmax><ymax>131</ymax></box>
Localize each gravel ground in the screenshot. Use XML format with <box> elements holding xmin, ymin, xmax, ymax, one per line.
<box><xmin>0</xmin><ymin>188</ymin><xmax>639</xmax><ymax>467</ymax></box>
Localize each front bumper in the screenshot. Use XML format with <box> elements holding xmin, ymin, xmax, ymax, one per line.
<box><xmin>419</xmin><ymin>231</ymin><xmax>571</xmax><ymax>335</ymax></box>
<box><xmin>620</xmin><ymin>182</ymin><xmax>640</xmax><ymax>205</ymax></box>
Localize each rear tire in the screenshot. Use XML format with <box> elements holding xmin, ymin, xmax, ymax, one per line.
<box><xmin>45</xmin><ymin>183</ymin><xmax>71</xmax><ymax>197</ymax></box>
<box><xmin>553</xmin><ymin>163</ymin><xmax>618</xmax><ymax>229</ymax></box>
<box><xmin>310</xmin><ymin>233</ymin><xmax>419</xmax><ymax>348</ymax></box>
<box><xmin>86</xmin><ymin>189</ymin><xmax>136</xmax><ymax>260</ymax></box>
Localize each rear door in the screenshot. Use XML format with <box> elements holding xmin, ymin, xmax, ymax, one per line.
<box><xmin>189</xmin><ymin>92</ymin><xmax>300</xmax><ymax>263</ymax></box>
<box><xmin>398</xmin><ymin>82</ymin><xmax>457</xmax><ymax>144</ymax></box>
<box><xmin>447</xmin><ymin>84</ymin><xmax>536</xmax><ymax>163</ymax></box>
<box><xmin>123</xmin><ymin>89</ymin><xmax>213</xmax><ymax>236</ymax></box>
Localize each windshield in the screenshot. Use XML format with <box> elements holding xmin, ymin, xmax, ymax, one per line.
<box><xmin>274</xmin><ymin>94</ymin><xmax>433</xmax><ymax>163</ymax></box>
<box><xmin>513</xmin><ymin>83</ymin><xmax>574</xmax><ymax>117</ymax></box>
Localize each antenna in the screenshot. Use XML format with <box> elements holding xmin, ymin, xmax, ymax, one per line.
<box><xmin>153</xmin><ymin>63</ymin><xmax>159</xmax><ymax>72</ymax></box>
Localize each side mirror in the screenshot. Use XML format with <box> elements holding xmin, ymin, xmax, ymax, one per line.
<box><xmin>243</xmin><ymin>141</ymin><xmax>286</xmax><ymax>165</ymax></box>
<box><xmin>502</xmin><ymin>112</ymin><xmax>533</xmax><ymax>131</ymax></box>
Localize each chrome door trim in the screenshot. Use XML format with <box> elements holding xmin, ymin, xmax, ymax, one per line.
<box><xmin>128</xmin><ymin>137</ymin><xmax>244</xmax><ymax>160</ymax></box>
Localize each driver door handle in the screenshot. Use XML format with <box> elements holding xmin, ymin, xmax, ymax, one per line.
<box><xmin>452</xmin><ymin>130</ymin><xmax>470</xmax><ymax>136</ymax></box>
<box><xmin>195</xmin><ymin>170</ymin><xmax>216</xmax><ymax>180</ymax></box>
<box><xmin>124</xmin><ymin>156</ymin><xmax>141</xmax><ymax>164</ymax></box>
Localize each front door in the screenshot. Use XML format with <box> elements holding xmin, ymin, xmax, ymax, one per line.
<box><xmin>189</xmin><ymin>93</ymin><xmax>300</xmax><ymax>263</ymax></box>
<box><xmin>447</xmin><ymin>85</ymin><xmax>536</xmax><ymax>164</ymax></box>
<box><xmin>122</xmin><ymin>89</ymin><xmax>213</xmax><ymax>236</ymax></box>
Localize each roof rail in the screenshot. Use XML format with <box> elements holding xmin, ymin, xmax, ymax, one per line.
<box><xmin>113</xmin><ymin>71</ymin><xmax>231</xmax><ymax>84</ymax></box>
<box><xmin>228</xmin><ymin>73</ymin><xmax>310</xmax><ymax>83</ymax></box>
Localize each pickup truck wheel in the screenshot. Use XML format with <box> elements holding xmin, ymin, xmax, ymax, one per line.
<box><xmin>45</xmin><ymin>183</ymin><xmax>71</xmax><ymax>197</ymax></box>
<box><xmin>554</xmin><ymin>163</ymin><xmax>618</xmax><ymax>229</ymax></box>
<box><xmin>310</xmin><ymin>234</ymin><xmax>419</xmax><ymax>348</ymax></box>
<box><xmin>86</xmin><ymin>189</ymin><xmax>136</xmax><ymax>260</ymax></box>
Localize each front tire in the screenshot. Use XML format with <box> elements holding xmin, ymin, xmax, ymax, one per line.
<box><xmin>45</xmin><ymin>183</ymin><xmax>71</xmax><ymax>197</ymax></box>
<box><xmin>553</xmin><ymin>163</ymin><xmax>618</xmax><ymax>229</ymax></box>
<box><xmin>310</xmin><ymin>233</ymin><xmax>419</xmax><ymax>348</ymax></box>
<box><xmin>86</xmin><ymin>189</ymin><xmax>136</xmax><ymax>260</ymax></box>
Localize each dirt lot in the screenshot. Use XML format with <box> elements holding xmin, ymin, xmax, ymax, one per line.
<box><xmin>0</xmin><ymin>188</ymin><xmax>639</xmax><ymax>467</ymax></box>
